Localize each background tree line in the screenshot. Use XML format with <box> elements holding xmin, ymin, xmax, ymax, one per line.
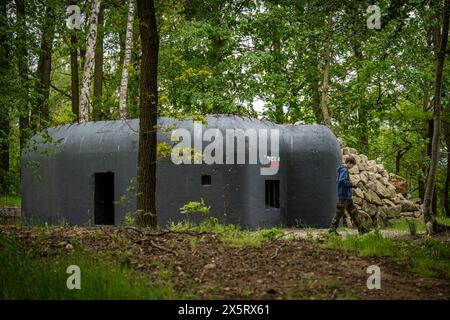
<box><xmin>0</xmin><ymin>0</ymin><xmax>449</xmax><ymax>230</ymax></box>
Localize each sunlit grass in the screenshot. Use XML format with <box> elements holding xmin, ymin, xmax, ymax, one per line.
<box><xmin>169</xmin><ymin>218</ymin><xmax>285</xmax><ymax>248</ymax></box>
<box><xmin>0</xmin><ymin>195</ymin><xmax>21</xmax><ymax>208</ymax></box>
<box><xmin>321</xmin><ymin>229</ymin><xmax>450</xmax><ymax>279</ymax></box>
<box><xmin>0</xmin><ymin>234</ymin><xmax>190</xmax><ymax>299</ymax></box>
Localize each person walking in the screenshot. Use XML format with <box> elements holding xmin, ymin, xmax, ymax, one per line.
<box><xmin>329</xmin><ymin>156</ymin><xmax>370</xmax><ymax>236</ymax></box>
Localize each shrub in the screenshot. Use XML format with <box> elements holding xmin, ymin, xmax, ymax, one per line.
<box><xmin>180</xmin><ymin>198</ymin><xmax>210</xmax><ymax>216</ymax></box>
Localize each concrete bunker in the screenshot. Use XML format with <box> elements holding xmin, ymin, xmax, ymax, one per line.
<box><xmin>21</xmin><ymin>115</ymin><xmax>341</xmax><ymax>229</ymax></box>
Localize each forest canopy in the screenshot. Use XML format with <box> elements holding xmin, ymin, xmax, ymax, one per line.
<box><xmin>0</xmin><ymin>0</ymin><xmax>449</xmax><ymax>223</ymax></box>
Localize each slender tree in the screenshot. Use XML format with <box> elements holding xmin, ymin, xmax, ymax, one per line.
<box><xmin>36</xmin><ymin>2</ymin><xmax>56</xmax><ymax>125</ymax></box>
<box><xmin>70</xmin><ymin>32</ymin><xmax>80</xmax><ymax>121</ymax></box>
<box><xmin>320</xmin><ymin>14</ymin><xmax>332</xmax><ymax>127</ymax></box>
<box><xmin>79</xmin><ymin>0</ymin><xmax>101</xmax><ymax>122</ymax></box>
<box><xmin>15</xmin><ymin>0</ymin><xmax>30</xmax><ymax>147</ymax></box>
<box><xmin>444</xmin><ymin>118</ymin><xmax>450</xmax><ymax>216</ymax></box>
<box><xmin>136</xmin><ymin>0</ymin><xmax>159</xmax><ymax>227</ymax></box>
<box><xmin>423</xmin><ymin>0</ymin><xmax>450</xmax><ymax>234</ymax></box>
<box><xmin>0</xmin><ymin>0</ymin><xmax>10</xmax><ymax>194</ymax></box>
<box><xmin>93</xmin><ymin>3</ymin><xmax>104</xmax><ymax>121</ymax></box>
<box><xmin>119</xmin><ymin>0</ymin><xmax>135</xmax><ymax>119</ymax></box>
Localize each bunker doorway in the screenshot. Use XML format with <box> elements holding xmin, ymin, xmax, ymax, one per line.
<box><xmin>94</xmin><ymin>172</ymin><xmax>115</xmax><ymax>225</ymax></box>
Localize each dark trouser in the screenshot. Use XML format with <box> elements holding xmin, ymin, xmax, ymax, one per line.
<box><xmin>330</xmin><ymin>199</ymin><xmax>364</xmax><ymax>232</ymax></box>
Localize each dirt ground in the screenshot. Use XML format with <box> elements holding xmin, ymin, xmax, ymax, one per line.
<box><xmin>1</xmin><ymin>226</ymin><xmax>450</xmax><ymax>300</ymax></box>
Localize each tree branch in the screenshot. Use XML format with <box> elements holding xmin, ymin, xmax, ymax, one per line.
<box><xmin>50</xmin><ymin>84</ymin><xmax>72</xmax><ymax>100</ymax></box>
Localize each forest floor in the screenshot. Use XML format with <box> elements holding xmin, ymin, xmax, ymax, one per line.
<box><xmin>1</xmin><ymin>223</ymin><xmax>450</xmax><ymax>300</ymax></box>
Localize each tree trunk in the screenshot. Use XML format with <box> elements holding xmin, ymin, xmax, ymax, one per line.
<box><xmin>350</xmin><ymin>3</ymin><xmax>369</xmax><ymax>154</ymax></box>
<box><xmin>444</xmin><ymin>120</ymin><xmax>450</xmax><ymax>217</ymax></box>
<box><xmin>272</xmin><ymin>35</ymin><xmax>284</xmax><ymax>124</ymax></box>
<box><xmin>16</xmin><ymin>0</ymin><xmax>30</xmax><ymax>148</ymax></box>
<box><xmin>119</xmin><ymin>0</ymin><xmax>135</xmax><ymax>119</ymax></box>
<box><xmin>395</xmin><ymin>150</ymin><xmax>402</xmax><ymax>174</ymax></box>
<box><xmin>79</xmin><ymin>0</ymin><xmax>101</xmax><ymax>122</ymax></box>
<box><xmin>212</xmin><ymin>36</ymin><xmax>224</xmax><ymax>64</ymax></box>
<box><xmin>128</xmin><ymin>5</ymin><xmax>140</xmax><ymax>117</ymax></box>
<box><xmin>70</xmin><ymin>33</ymin><xmax>80</xmax><ymax>121</ymax></box>
<box><xmin>136</xmin><ymin>0</ymin><xmax>158</xmax><ymax>227</ymax></box>
<box><xmin>321</xmin><ymin>15</ymin><xmax>333</xmax><ymax>127</ymax></box>
<box><xmin>93</xmin><ymin>4</ymin><xmax>104</xmax><ymax>121</ymax></box>
<box><xmin>425</xmin><ymin>119</ymin><xmax>438</xmax><ymax>214</ymax></box>
<box><xmin>307</xmin><ymin>37</ymin><xmax>322</xmax><ymax>122</ymax></box>
<box><xmin>0</xmin><ymin>0</ymin><xmax>9</xmax><ymax>194</ymax></box>
<box><xmin>36</xmin><ymin>4</ymin><xmax>55</xmax><ymax>126</ymax></box>
<box><xmin>423</xmin><ymin>0</ymin><xmax>450</xmax><ymax>234</ymax></box>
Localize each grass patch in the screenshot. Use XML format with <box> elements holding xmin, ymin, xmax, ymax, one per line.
<box><xmin>386</xmin><ymin>219</ymin><xmax>425</xmax><ymax>233</ymax></box>
<box><xmin>323</xmin><ymin>229</ymin><xmax>398</xmax><ymax>257</ymax></box>
<box><xmin>0</xmin><ymin>195</ymin><xmax>21</xmax><ymax>208</ymax></box>
<box><xmin>386</xmin><ymin>216</ymin><xmax>450</xmax><ymax>233</ymax></box>
<box><xmin>436</xmin><ymin>215</ymin><xmax>450</xmax><ymax>226</ymax></box>
<box><xmin>321</xmin><ymin>230</ymin><xmax>450</xmax><ymax>279</ymax></box>
<box><xmin>408</xmin><ymin>237</ymin><xmax>450</xmax><ymax>278</ymax></box>
<box><xmin>169</xmin><ymin>218</ymin><xmax>284</xmax><ymax>248</ymax></box>
<box><xmin>0</xmin><ymin>234</ymin><xmax>188</xmax><ymax>299</ymax></box>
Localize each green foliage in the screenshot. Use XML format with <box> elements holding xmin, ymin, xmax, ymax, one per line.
<box><xmin>197</xmin><ymin>218</ymin><xmax>263</xmax><ymax>248</ymax></box>
<box><xmin>405</xmin><ymin>219</ymin><xmax>418</xmax><ymax>236</ymax></box>
<box><xmin>170</xmin><ymin>217</ymin><xmax>286</xmax><ymax>248</ymax></box>
<box><xmin>123</xmin><ymin>212</ymin><xmax>135</xmax><ymax>227</ymax></box>
<box><xmin>2</xmin><ymin>0</ymin><xmax>450</xmax><ymax>219</ymax></box>
<box><xmin>0</xmin><ymin>234</ymin><xmax>185</xmax><ymax>299</ymax></box>
<box><xmin>386</xmin><ymin>219</ymin><xmax>425</xmax><ymax>233</ymax></box>
<box><xmin>115</xmin><ymin>177</ymin><xmax>137</xmax><ymax>210</ymax></box>
<box><xmin>180</xmin><ymin>198</ymin><xmax>211</xmax><ymax>216</ymax></box>
<box><xmin>410</xmin><ymin>237</ymin><xmax>450</xmax><ymax>278</ymax></box>
<box><xmin>437</xmin><ymin>216</ymin><xmax>450</xmax><ymax>226</ymax></box>
<box><xmin>0</xmin><ymin>195</ymin><xmax>21</xmax><ymax>208</ymax></box>
<box><xmin>323</xmin><ymin>229</ymin><xmax>398</xmax><ymax>257</ymax></box>
<box><xmin>258</xmin><ymin>228</ymin><xmax>284</xmax><ymax>241</ymax></box>
<box><xmin>321</xmin><ymin>230</ymin><xmax>450</xmax><ymax>279</ymax></box>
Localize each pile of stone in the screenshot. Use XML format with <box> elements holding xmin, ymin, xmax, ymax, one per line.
<box><xmin>0</xmin><ymin>207</ymin><xmax>21</xmax><ymax>224</ymax></box>
<box><xmin>342</xmin><ymin>147</ymin><xmax>422</xmax><ymax>228</ymax></box>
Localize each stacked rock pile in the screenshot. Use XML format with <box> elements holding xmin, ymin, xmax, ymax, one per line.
<box><xmin>341</xmin><ymin>147</ymin><xmax>422</xmax><ymax>228</ymax></box>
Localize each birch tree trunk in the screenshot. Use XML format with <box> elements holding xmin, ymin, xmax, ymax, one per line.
<box><xmin>79</xmin><ymin>0</ymin><xmax>101</xmax><ymax>122</ymax></box>
<box><xmin>70</xmin><ymin>33</ymin><xmax>80</xmax><ymax>121</ymax></box>
<box><xmin>119</xmin><ymin>0</ymin><xmax>135</xmax><ymax>119</ymax></box>
<box><xmin>423</xmin><ymin>0</ymin><xmax>450</xmax><ymax>234</ymax></box>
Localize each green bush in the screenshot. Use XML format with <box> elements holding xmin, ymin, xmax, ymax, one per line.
<box><xmin>180</xmin><ymin>198</ymin><xmax>210</xmax><ymax>216</ymax></box>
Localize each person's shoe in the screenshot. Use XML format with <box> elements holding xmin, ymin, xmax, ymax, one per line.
<box><xmin>328</xmin><ymin>229</ymin><xmax>341</xmax><ymax>236</ymax></box>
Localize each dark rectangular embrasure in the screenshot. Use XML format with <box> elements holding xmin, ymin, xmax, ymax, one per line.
<box><xmin>201</xmin><ymin>174</ymin><xmax>212</xmax><ymax>185</ymax></box>
<box><xmin>265</xmin><ymin>180</ymin><xmax>280</xmax><ymax>208</ymax></box>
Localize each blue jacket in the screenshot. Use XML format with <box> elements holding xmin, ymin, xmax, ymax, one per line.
<box><xmin>336</xmin><ymin>164</ymin><xmax>353</xmax><ymax>199</ymax></box>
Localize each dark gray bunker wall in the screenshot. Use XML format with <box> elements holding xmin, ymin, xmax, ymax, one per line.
<box><xmin>21</xmin><ymin>115</ymin><xmax>340</xmax><ymax>229</ymax></box>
